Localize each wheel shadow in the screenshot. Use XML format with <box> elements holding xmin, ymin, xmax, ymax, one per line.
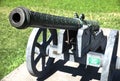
<box><xmin>37</xmin><ymin>60</ymin><xmax>120</xmax><ymax>81</ymax></box>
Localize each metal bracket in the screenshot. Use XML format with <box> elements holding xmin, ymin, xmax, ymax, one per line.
<box><xmin>77</xmin><ymin>25</ymin><xmax>90</xmax><ymax>57</ymax></box>
<box><xmin>49</xmin><ymin>29</ymin><xmax>65</xmax><ymax>60</ymax></box>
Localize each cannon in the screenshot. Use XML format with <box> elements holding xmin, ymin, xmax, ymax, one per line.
<box><xmin>9</xmin><ymin>7</ymin><xmax>120</xmax><ymax>81</ymax></box>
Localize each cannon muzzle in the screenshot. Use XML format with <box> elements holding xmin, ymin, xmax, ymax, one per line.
<box><xmin>9</xmin><ymin>7</ymin><xmax>99</xmax><ymax>30</ymax></box>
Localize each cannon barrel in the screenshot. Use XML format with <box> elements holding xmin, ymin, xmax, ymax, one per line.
<box><xmin>9</xmin><ymin>7</ymin><xmax>99</xmax><ymax>30</ymax></box>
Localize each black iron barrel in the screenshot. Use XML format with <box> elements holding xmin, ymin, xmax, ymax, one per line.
<box><xmin>9</xmin><ymin>7</ymin><xmax>99</xmax><ymax>30</ymax></box>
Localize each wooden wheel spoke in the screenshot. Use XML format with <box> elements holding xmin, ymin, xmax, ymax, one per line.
<box><xmin>43</xmin><ymin>29</ymin><xmax>47</xmax><ymax>43</ymax></box>
<box><xmin>35</xmin><ymin>53</ymin><xmax>42</xmax><ymax>65</ymax></box>
<box><xmin>42</xmin><ymin>56</ymin><xmax>46</xmax><ymax>70</ymax></box>
<box><xmin>45</xmin><ymin>35</ymin><xmax>53</xmax><ymax>46</ymax></box>
<box><xmin>36</xmin><ymin>42</ymin><xmax>42</xmax><ymax>48</ymax></box>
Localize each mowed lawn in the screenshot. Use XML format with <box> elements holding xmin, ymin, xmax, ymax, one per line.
<box><xmin>0</xmin><ymin>0</ymin><xmax>120</xmax><ymax>79</ymax></box>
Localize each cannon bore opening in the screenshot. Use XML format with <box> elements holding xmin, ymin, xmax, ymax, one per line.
<box><xmin>12</xmin><ymin>13</ymin><xmax>21</xmax><ymax>23</ymax></box>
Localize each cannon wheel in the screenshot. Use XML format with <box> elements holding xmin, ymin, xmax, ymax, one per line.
<box><xmin>26</xmin><ymin>28</ymin><xmax>57</xmax><ymax>78</ymax></box>
<box><xmin>100</xmin><ymin>30</ymin><xmax>119</xmax><ymax>81</ymax></box>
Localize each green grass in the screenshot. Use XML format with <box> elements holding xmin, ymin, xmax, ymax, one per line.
<box><xmin>0</xmin><ymin>8</ymin><xmax>32</xmax><ymax>79</ymax></box>
<box><xmin>0</xmin><ymin>0</ymin><xmax>120</xmax><ymax>79</ymax></box>
<box><xmin>0</xmin><ymin>0</ymin><xmax>120</xmax><ymax>12</ymax></box>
